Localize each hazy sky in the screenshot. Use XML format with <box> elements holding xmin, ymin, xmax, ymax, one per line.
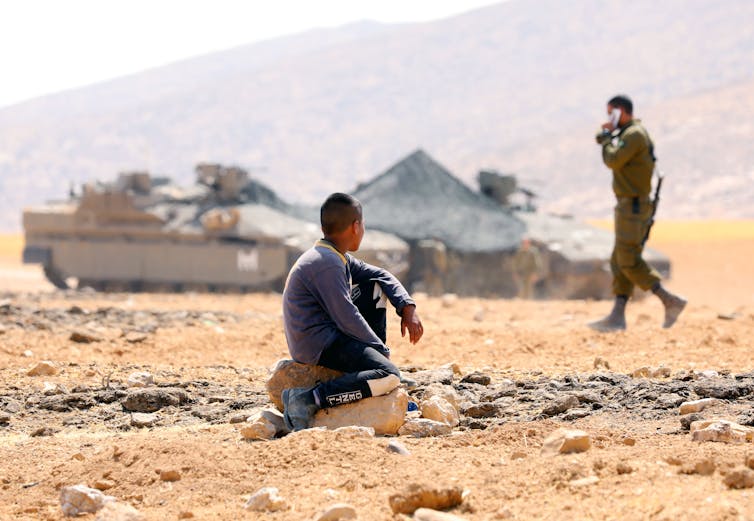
<box><xmin>0</xmin><ymin>0</ymin><xmax>499</xmax><ymax>108</ymax></box>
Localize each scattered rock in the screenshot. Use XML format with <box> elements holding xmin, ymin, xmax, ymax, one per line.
<box><xmin>191</xmin><ymin>405</ymin><xmax>227</xmax><ymax>421</ymax></box>
<box><xmin>42</xmin><ymin>381</ymin><xmax>66</xmax><ymax>396</ymax></box>
<box><xmin>541</xmin><ymin>395</ymin><xmax>580</xmax><ymax>417</ymax></box>
<box><xmin>31</xmin><ymin>426</ymin><xmax>56</xmax><ymax>437</ymax></box>
<box><xmin>388</xmin><ymin>483</ymin><xmax>464</xmax><ymax>515</ymax></box>
<box><xmin>94</xmin><ymin>502</ymin><xmax>145</xmax><ymax>521</ymax></box>
<box><xmin>680</xmin><ymin>458</ymin><xmax>716</xmax><ymax>476</ymax></box>
<box><xmin>460</xmin><ymin>371</ymin><xmax>491</xmax><ymax>386</ymax></box>
<box><xmin>420</xmin><ymin>396</ymin><xmax>460</xmax><ymax>427</ymax></box>
<box><xmin>414</xmin><ymin>508</ymin><xmax>468</xmax><ymax>521</ymax></box>
<box><xmin>229</xmin><ymin>412</ymin><xmax>251</xmax><ymax>424</ymax></box>
<box><xmin>422</xmin><ymin>384</ymin><xmax>460</xmax><ymax>411</ymax></box>
<box><xmin>244</xmin><ymin>487</ymin><xmax>288</xmax><ymax>512</ymax></box>
<box><xmin>265</xmin><ymin>359</ymin><xmax>344</xmax><ymax>410</ymax></box>
<box><xmin>621</xmin><ymin>436</ymin><xmax>636</xmax><ymax>446</ymax></box>
<box><xmin>693</xmin><ymin>379</ymin><xmax>751</xmax><ymax>399</ymax></box>
<box><xmin>23</xmin><ymin>349</ymin><xmax>33</xmax><ymax>357</ymax></box>
<box><xmin>312</xmin><ymin>503</ymin><xmax>357</xmax><ymax>521</ymax></box>
<box><xmin>121</xmin><ymin>388</ymin><xmax>188</xmax><ymax>413</ymax></box>
<box><xmin>680</xmin><ymin>413</ymin><xmax>703</xmax><ymax>431</ymax></box>
<box><xmin>126</xmin><ymin>372</ymin><xmax>154</xmax><ymax>388</ymax></box>
<box><xmin>411</xmin><ymin>367</ymin><xmax>456</xmax><ymax>386</ymax></box>
<box><xmin>241</xmin><ymin>409</ymin><xmax>287</xmax><ymax>440</ymax></box>
<box><xmin>130</xmin><ymin>413</ymin><xmax>159</xmax><ymax>428</ymax></box>
<box><xmin>93</xmin><ymin>479</ymin><xmax>115</xmax><ymax>491</ymax></box>
<box><xmin>631</xmin><ymin>366</ymin><xmax>670</xmax><ymax>378</ymax></box>
<box><xmin>562</xmin><ymin>408</ymin><xmax>591</xmax><ymax>421</ymax></box>
<box><xmin>387</xmin><ymin>440</ymin><xmax>411</xmax><ymax>456</ymax></box>
<box><xmin>679</xmin><ymin>398</ymin><xmax>719</xmax><ymax>415</ymax></box>
<box><xmin>462</xmin><ymin>403</ymin><xmax>502</xmax><ymax>419</ymax></box>
<box><xmin>159</xmin><ymin>470</ymin><xmax>181</xmax><ymax>482</ymax></box>
<box><xmin>510</xmin><ymin>451</ymin><xmax>527</xmax><ymax>460</ymax></box>
<box><xmin>541</xmin><ymin>428</ymin><xmax>591</xmax><ymax>456</ymax></box>
<box><xmin>178</xmin><ymin>512</ymin><xmax>194</xmax><ymax>519</ymax></box>
<box><xmin>691</xmin><ymin>419</ymin><xmax>754</xmax><ymax>443</ymax></box>
<box><xmin>27</xmin><ymin>360</ymin><xmax>58</xmax><ymax>377</ymax></box>
<box><xmin>398</xmin><ymin>418</ymin><xmax>453</xmax><ymax>437</ymax></box>
<box><xmin>313</xmin><ymin>388</ymin><xmax>408</xmax><ymax>435</ymax></box>
<box><xmin>124</xmin><ymin>332</ymin><xmax>148</xmax><ymax>343</ymax></box>
<box><xmin>616</xmin><ymin>462</ymin><xmax>633</xmax><ymax>475</ymax></box>
<box><xmin>723</xmin><ymin>468</ymin><xmax>754</xmax><ymax>489</ymax></box>
<box><xmin>60</xmin><ymin>485</ymin><xmax>115</xmax><ymax>516</ymax></box>
<box><xmin>593</xmin><ymin>357</ymin><xmax>610</xmax><ymax>370</ymax></box>
<box><xmin>472</xmin><ymin>309</ymin><xmax>485</xmax><ymax>322</ymax></box>
<box><xmin>569</xmin><ymin>476</ymin><xmax>599</xmax><ymax>488</ymax></box>
<box><xmin>440</xmin><ymin>362</ymin><xmax>463</xmax><ymax>376</ymax></box>
<box><xmin>0</xmin><ymin>412</ymin><xmax>10</xmax><ymax>424</ymax></box>
<box><xmin>70</xmin><ymin>330</ymin><xmax>102</xmax><ymax>343</ymax></box>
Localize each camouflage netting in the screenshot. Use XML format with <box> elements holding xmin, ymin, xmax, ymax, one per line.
<box><xmin>353</xmin><ymin>149</ymin><xmax>525</xmax><ymax>253</ymax></box>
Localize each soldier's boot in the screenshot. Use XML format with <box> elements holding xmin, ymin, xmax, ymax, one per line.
<box><xmin>282</xmin><ymin>387</ymin><xmax>320</xmax><ymax>432</ymax></box>
<box><xmin>652</xmin><ymin>283</ymin><xmax>687</xmax><ymax>329</ymax></box>
<box><xmin>588</xmin><ymin>296</ymin><xmax>627</xmax><ymax>332</ymax></box>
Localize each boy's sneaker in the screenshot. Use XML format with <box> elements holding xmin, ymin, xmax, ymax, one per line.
<box><xmin>282</xmin><ymin>387</ymin><xmax>319</xmax><ymax>432</ymax></box>
<box><xmin>400</xmin><ymin>375</ymin><xmax>418</xmax><ymax>390</ymax></box>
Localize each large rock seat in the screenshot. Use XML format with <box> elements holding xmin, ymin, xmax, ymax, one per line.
<box><xmin>266</xmin><ymin>359</ymin><xmax>407</xmax><ymax>435</ymax></box>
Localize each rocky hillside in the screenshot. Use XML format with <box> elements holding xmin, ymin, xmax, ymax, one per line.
<box><xmin>1</xmin><ymin>0</ymin><xmax>753</xmax><ymax>231</ymax></box>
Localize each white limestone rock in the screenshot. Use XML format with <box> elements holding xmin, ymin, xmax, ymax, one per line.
<box><xmin>422</xmin><ymin>384</ymin><xmax>460</xmax><ymax>411</ymax></box>
<box><xmin>60</xmin><ymin>485</ymin><xmax>115</xmax><ymax>516</ymax></box>
<box><xmin>313</xmin><ymin>388</ymin><xmax>408</xmax><ymax>435</ymax></box>
<box><xmin>398</xmin><ymin>418</ymin><xmax>452</xmax><ymax>438</ymax></box>
<box><xmin>541</xmin><ymin>428</ymin><xmax>591</xmax><ymax>456</ymax></box>
<box><xmin>126</xmin><ymin>372</ymin><xmax>154</xmax><ymax>388</ymax></box>
<box><xmin>690</xmin><ymin>419</ymin><xmax>754</xmax><ymax>443</ymax></box>
<box><xmin>420</xmin><ymin>396</ymin><xmax>460</xmax><ymax>427</ymax></box>
<box><xmin>679</xmin><ymin>398</ymin><xmax>718</xmax><ymax>415</ymax></box>
<box><xmin>244</xmin><ymin>487</ymin><xmax>288</xmax><ymax>512</ymax></box>
<box><xmin>241</xmin><ymin>408</ymin><xmax>288</xmax><ymax>440</ymax></box>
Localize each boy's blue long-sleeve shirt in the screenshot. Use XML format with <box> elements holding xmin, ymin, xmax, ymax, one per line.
<box><xmin>282</xmin><ymin>239</ymin><xmax>414</xmax><ymax>365</ymax></box>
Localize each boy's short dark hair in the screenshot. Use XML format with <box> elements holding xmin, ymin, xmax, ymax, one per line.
<box><xmin>320</xmin><ymin>193</ymin><xmax>362</xmax><ymax>235</ymax></box>
<box><xmin>608</xmin><ymin>94</ymin><xmax>633</xmax><ymax>115</ymax></box>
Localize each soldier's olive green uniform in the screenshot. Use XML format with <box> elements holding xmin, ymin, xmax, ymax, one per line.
<box><xmin>512</xmin><ymin>246</ymin><xmax>543</xmax><ymax>299</ymax></box>
<box><xmin>599</xmin><ymin>119</ymin><xmax>661</xmax><ymax>296</ymax></box>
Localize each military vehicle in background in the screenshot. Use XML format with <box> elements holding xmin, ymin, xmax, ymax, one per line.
<box><xmin>22</xmin><ymin>164</ymin><xmax>408</xmax><ymax>292</ymax></box>
<box><xmin>22</xmin><ymin>150</ymin><xmax>671</xmax><ymax>299</ymax></box>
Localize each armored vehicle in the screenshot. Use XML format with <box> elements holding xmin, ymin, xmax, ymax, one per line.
<box><xmin>22</xmin><ymin>164</ymin><xmax>408</xmax><ymax>292</ymax></box>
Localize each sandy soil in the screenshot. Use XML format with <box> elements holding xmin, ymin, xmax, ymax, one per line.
<box><xmin>1</xmin><ymin>230</ymin><xmax>754</xmax><ymax>520</ymax></box>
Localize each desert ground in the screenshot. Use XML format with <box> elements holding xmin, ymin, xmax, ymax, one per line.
<box><xmin>1</xmin><ymin>222</ymin><xmax>754</xmax><ymax>520</ymax></box>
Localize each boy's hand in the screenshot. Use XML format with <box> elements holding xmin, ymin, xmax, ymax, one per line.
<box><xmin>400</xmin><ymin>305</ymin><xmax>423</xmax><ymax>344</ymax></box>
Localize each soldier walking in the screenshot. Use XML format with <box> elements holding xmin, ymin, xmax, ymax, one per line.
<box><xmin>589</xmin><ymin>95</ymin><xmax>686</xmax><ymax>332</ymax></box>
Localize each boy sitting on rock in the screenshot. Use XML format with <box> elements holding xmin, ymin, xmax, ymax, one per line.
<box><xmin>282</xmin><ymin>193</ymin><xmax>423</xmax><ymax>431</ymax></box>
